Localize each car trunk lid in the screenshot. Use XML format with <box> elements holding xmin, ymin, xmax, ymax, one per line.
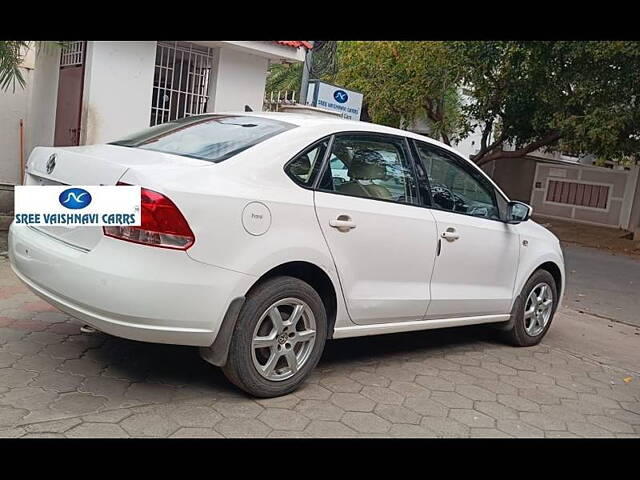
<box><xmin>23</xmin><ymin>144</ymin><xmax>211</xmax><ymax>251</ymax></box>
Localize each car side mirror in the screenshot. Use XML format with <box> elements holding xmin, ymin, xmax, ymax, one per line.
<box><xmin>506</xmin><ymin>201</ymin><xmax>532</xmax><ymax>224</ymax></box>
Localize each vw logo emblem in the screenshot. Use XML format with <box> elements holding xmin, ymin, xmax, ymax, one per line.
<box><xmin>334</xmin><ymin>90</ymin><xmax>348</xmax><ymax>103</ymax></box>
<box><xmin>46</xmin><ymin>154</ymin><xmax>57</xmax><ymax>174</ymax></box>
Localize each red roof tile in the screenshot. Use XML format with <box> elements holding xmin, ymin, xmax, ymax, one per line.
<box><xmin>276</xmin><ymin>41</ymin><xmax>313</xmax><ymax>50</ymax></box>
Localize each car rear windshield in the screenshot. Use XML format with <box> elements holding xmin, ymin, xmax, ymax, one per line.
<box><xmin>109</xmin><ymin>115</ymin><xmax>296</xmax><ymax>163</ymax></box>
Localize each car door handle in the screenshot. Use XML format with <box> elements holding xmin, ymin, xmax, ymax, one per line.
<box><xmin>441</xmin><ymin>228</ymin><xmax>459</xmax><ymax>241</ymax></box>
<box><xmin>329</xmin><ymin>216</ymin><xmax>356</xmax><ymax>232</ymax></box>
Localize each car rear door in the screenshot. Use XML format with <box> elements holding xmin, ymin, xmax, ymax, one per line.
<box><xmin>313</xmin><ymin>133</ymin><xmax>438</xmax><ymax>325</ymax></box>
<box><xmin>412</xmin><ymin>140</ymin><xmax>520</xmax><ymax>319</ymax></box>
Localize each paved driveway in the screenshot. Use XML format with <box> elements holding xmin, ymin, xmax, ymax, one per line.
<box><xmin>0</xmin><ymin>258</ymin><xmax>639</xmax><ymax>438</ymax></box>
<box><xmin>563</xmin><ymin>244</ymin><xmax>640</xmax><ymax>327</ymax></box>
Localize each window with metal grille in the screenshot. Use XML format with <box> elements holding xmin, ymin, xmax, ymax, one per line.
<box><xmin>60</xmin><ymin>41</ymin><xmax>85</xmax><ymax>67</ymax></box>
<box><xmin>151</xmin><ymin>42</ymin><xmax>214</xmax><ymax>126</ymax></box>
<box><xmin>546</xmin><ymin>180</ymin><xmax>610</xmax><ymax>209</ymax></box>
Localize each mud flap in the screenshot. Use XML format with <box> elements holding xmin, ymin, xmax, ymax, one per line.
<box><xmin>199</xmin><ymin>296</ymin><xmax>245</xmax><ymax>367</ymax></box>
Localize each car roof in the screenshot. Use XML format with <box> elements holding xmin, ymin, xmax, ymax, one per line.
<box><xmin>212</xmin><ymin>111</ymin><xmax>448</xmax><ymax>148</ymax></box>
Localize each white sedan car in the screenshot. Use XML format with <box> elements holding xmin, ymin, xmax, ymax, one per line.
<box><xmin>9</xmin><ymin>113</ymin><xmax>564</xmax><ymax>397</ymax></box>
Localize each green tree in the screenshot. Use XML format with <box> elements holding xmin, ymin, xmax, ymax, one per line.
<box><xmin>0</xmin><ymin>41</ymin><xmax>66</xmax><ymax>92</ymax></box>
<box><xmin>265</xmin><ymin>41</ymin><xmax>338</xmax><ymax>97</ymax></box>
<box><xmin>334</xmin><ymin>41</ymin><xmax>468</xmax><ymax>145</ymax></box>
<box><xmin>451</xmin><ymin>41</ymin><xmax>640</xmax><ymax>165</ymax></box>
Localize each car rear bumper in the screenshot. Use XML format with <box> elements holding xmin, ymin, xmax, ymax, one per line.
<box><xmin>9</xmin><ymin>223</ymin><xmax>255</xmax><ymax>347</ymax></box>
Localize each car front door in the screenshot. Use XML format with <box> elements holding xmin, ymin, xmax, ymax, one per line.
<box><xmin>412</xmin><ymin>140</ymin><xmax>520</xmax><ymax>319</ymax></box>
<box><xmin>313</xmin><ymin>133</ymin><xmax>438</xmax><ymax>325</ymax></box>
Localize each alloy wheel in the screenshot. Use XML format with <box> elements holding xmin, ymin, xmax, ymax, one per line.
<box><xmin>251</xmin><ymin>297</ymin><xmax>317</xmax><ymax>381</ymax></box>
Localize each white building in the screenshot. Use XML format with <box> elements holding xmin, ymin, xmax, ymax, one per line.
<box><xmin>0</xmin><ymin>40</ymin><xmax>309</xmax><ymax>209</ymax></box>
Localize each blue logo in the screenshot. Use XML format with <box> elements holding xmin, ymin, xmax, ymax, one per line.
<box><xmin>334</xmin><ymin>90</ymin><xmax>348</xmax><ymax>103</ymax></box>
<box><xmin>59</xmin><ymin>188</ymin><xmax>92</xmax><ymax>210</ymax></box>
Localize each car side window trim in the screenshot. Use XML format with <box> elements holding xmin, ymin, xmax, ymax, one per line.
<box><xmin>314</xmin><ymin>131</ymin><xmax>423</xmax><ymax>209</ymax></box>
<box><xmin>411</xmin><ymin>139</ymin><xmax>507</xmax><ymax>223</ymax></box>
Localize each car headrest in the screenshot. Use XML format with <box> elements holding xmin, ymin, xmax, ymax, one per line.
<box><xmin>348</xmin><ymin>149</ymin><xmax>386</xmax><ymax>180</ymax></box>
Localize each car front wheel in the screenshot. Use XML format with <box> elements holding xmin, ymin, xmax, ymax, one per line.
<box><xmin>222</xmin><ymin>276</ymin><xmax>327</xmax><ymax>397</ymax></box>
<box><xmin>502</xmin><ymin>269</ymin><xmax>557</xmax><ymax>347</ymax></box>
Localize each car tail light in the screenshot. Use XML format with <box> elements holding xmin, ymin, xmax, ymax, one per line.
<box><xmin>103</xmin><ymin>183</ymin><xmax>195</xmax><ymax>250</ymax></box>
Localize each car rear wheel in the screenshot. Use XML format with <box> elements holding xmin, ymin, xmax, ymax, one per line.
<box><xmin>222</xmin><ymin>276</ymin><xmax>327</xmax><ymax>397</ymax></box>
<box><xmin>501</xmin><ymin>269</ymin><xmax>557</xmax><ymax>347</ymax></box>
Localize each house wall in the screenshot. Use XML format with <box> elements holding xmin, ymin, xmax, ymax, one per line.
<box><xmin>0</xmin><ymin>69</ymin><xmax>32</xmax><ymax>185</ymax></box>
<box><xmin>81</xmin><ymin>41</ymin><xmax>157</xmax><ymax>145</ymax></box>
<box><xmin>207</xmin><ymin>47</ymin><xmax>270</xmax><ymax>113</ymax></box>
<box><xmin>481</xmin><ymin>157</ymin><xmax>537</xmax><ymax>203</ymax></box>
<box><xmin>530</xmin><ymin>162</ymin><xmax>639</xmax><ymax>230</ymax></box>
<box><xmin>27</xmin><ymin>47</ymin><xmax>61</xmax><ymax>159</ymax></box>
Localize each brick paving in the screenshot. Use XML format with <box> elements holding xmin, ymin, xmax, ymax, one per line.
<box><xmin>0</xmin><ymin>258</ymin><xmax>638</xmax><ymax>438</ymax></box>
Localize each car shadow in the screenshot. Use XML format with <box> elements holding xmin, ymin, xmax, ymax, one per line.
<box><xmin>82</xmin><ymin>323</ymin><xmax>503</xmax><ymax>396</ymax></box>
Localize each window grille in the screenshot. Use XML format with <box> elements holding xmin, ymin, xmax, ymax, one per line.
<box><xmin>546</xmin><ymin>180</ymin><xmax>610</xmax><ymax>209</ymax></box>
<box><xmin>60</xmin><ymin>41</ymin><xmax>85</xmax><ymax>68</ymax></box>
<box><xmin>151</xmin><ymin>42</ymin><xmax>214</xmax><ymax>126</ymax></box>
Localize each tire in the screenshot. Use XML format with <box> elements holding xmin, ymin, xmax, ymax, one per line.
<box><xmin>222</xmin><ymin>276</ymin><xmax>327</xmax><ymax>397</ymax></box>
<box><xmin>501</xmin><ymin>269</ymin><xmax>558</xmax><ymax>347</ymax></box>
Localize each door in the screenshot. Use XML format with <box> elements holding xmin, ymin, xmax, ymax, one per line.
<box><xmin>413</xmin><ymin>140</ymin><xmax>520</xmax><ymax>319</ymax></box>
<box><xmin>54</xmin><ymin>42</ymin><xmax>86</xmax><ymax>146</ymax></box>
<box><xmin>314</xmin><ymin>133</ymin><xmax>439</xmax><ymax>325</ymax></box>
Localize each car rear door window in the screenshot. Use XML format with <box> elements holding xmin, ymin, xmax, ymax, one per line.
<box><xmin>318</xmin><ymin>134</ymin><xmax>419</xmax><ymax>206</ymax></box>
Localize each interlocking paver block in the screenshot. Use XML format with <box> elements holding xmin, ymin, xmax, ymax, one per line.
<box><xmin>0</xmin><ymin>367</ymin><xmax>37</xmax><ymax>387</ymax></box>
<box><xmin>331</xmin><ymin>393</ymin><xmax>375</xmax><ymax>412</ymax></box>
<box><xmin>415</xmin><ymin>375</ymin><xmax>454</xmax><ymax>392</ymax></box>
<box><xmin>496</xmin><ymin>419</ymin><xmax>544</xmax><ymax>438</ymax></box>
<box><xmin>0</xmin><ymin>405</ymin><xmax>28</xmax><ymax>427</ymax></box>
<box><xmin>449</xmin><ymin>409</ymin><xmax>496</xmax><ymax>428</ymax></box>
<box><xmin>215</xmin><ymin>418</ymin><xmax>271</xmax><ymax>438</ymax></box>
<box><xmin>50</xmin><ymin>392</ymin><xmax>107</xmax><ymax>415</ymax></box>
<box><xmin>24</xmin><ymin>417</ymin><xmax>82</xmax><ymax>434</ymax></box>
<box><xmin>342</xmin><ymin>412</ymin><xmax>391</xmax><ymax>434</ymax></box>
<box><xmin>375</xmin><ymin>404</ymin><xmax>421</xmax><ymax>425</ymax></box>
<box><xmin>404</xmin><ymin>396</ymin><xmax>448</xmax><ymax>417</ymax></box>
<box><xmin>66</xmin><ymin>422</ymin><xmax>129</xmax><ymax>438</ymax></box>
<box><xmin>320</xmin><ymin>375</ymin><xmax>362</xmax><ymax>393</ymax></box>
<box><xmin>170</xmin><ymin>427</ymin><xmax>223</xmax><ymax>438</ymax></box>
<box><xmin>420</xmin><ymin>416</ymin><xmax>469</xmax><ymax>437</ymax></box>
<box><xmin>348</xmin><ymin>370</ymin><xmax>391</xmax><ymax>387</ymax></box>
<box><xmin>361</xmin><ymin>386</ymin><xmax>404</xmax><ymax>405</ymax></box>
<box><xmin>258</xmin><ymin>408</ymin><xmax>310</xmax><ymax>431</ymax></box>
<box><xmin>456</xmin><ymin>384</ymin><xmax>496</xmax><ymax>402</ymax></box>
<box><xmin>303</xmin><ymin>420</ymin><xmax>358</xmax><ymax>437</ymax></box>
<box><xmin>169</xmin><ymin>405</ymin><xmax>222</xmax><ymax>428</ymax></box>
<box><xmin>295</xmin><ymin>400</ymin><xmax>344</xmax><ymax>421</ymax></box>
<box><xmin>121</xmin><ymin>413</ymin><xmax>179</xmax><ymax>437</ymax></box>
<box><xmin>293</xmin><ymin>383</ymin><xmax>332</xmax><ymax>400</ymax></box>
<box><xmin>212</xmin><ymin>399</ymin><xmax>264</xmax><ymax>418</ymax></box>
<box><xmin>431</xmin><ymin>391</ymin><xmax>474</xmax><ymax>409</ymax></box>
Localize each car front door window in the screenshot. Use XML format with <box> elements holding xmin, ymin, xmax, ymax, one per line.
<box><xmin>414</xmin><ymin>142</ymin><xmax>500</xmax><ymax>220</ymax></box>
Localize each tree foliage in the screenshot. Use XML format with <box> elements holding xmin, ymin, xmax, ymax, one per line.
<box><xmin>451</xmin><ymin>41</ymin><xmax>640</xmax><ymax>165</ymax></box>
<box><xmin>334</xmin><ymin>41</ymin><xmax>468</xmax><ymax>144</ymax></box>
<box><xmin>265</xmin><ymin>41</ymin><xmax>338</xmax><ymax>97</ymax></box>
<box><xmin>0</xmin><ymin>41</ymin><xmax>67</xmax><ymax>92</ymax></box>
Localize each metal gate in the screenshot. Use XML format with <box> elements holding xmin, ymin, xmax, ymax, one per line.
<box><xmin>151</xmin><ymin>42</ymin><xmax>214</xmax><ymax>126</ymax></box>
